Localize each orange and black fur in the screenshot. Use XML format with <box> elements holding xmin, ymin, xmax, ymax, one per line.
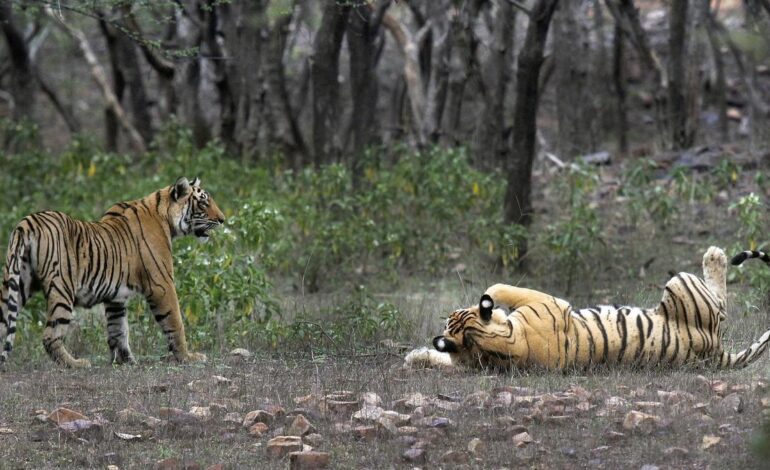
<box><xmin>0</xmin><ymin>177</ymin><xmax>224</xmax><ymax>367</ymax></box>
<box><xmin>407</xmin><ymin>247</ymin><xmax>770</xmax><ymax>371</ymax></box>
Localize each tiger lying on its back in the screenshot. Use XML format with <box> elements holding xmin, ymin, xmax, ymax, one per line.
<box><xmin>0</xmin><ymin>177</ymin><xmax>225</xmax><ymax>367</ymax></box>
<box><xmin>406</xmin><ymin>247</ymin><xmax>770</xmax><ymax>371</ymax></box>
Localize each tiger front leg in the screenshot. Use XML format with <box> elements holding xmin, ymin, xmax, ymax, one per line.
<box><xmin>42</xmin><ymin>288</ymin><xmax>90</xmax><ymax>368</ymax></box>
<box><xmin>104</xmin><ymin>302</ymin><xmax>136</xmax><ymax>364</ymax></box>
<box><xmin>148</xmin><ymin>291</ymin><xmax>206</xmax><ymax>363</ymax></box>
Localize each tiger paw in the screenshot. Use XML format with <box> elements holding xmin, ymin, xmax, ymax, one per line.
<box><xmin>68</xmin><ymin>358</ymin><xmax>92</xmax><ymax>368</ymax></box>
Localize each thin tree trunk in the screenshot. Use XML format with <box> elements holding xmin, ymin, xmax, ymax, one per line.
<box><xmin>474</xmin><ymin>0</ymin><xmax>515</xmax><ymax>167</ymax></box>
<box><xmin>668</xmin><ymin>0</ymin><xmax>692</xmax><ymax>149</ymax></box>
<box><xmin>98</xmin><ymin>17</ymin><xmax>125</xmax><ymax>151</ymax></box>
<box><xmin>422</xmin><ymin>23</ymin><xmax>451</xmax><ymax>144</ymax></box>
<box><xmin>612</xmin><ymin>23</ymin><xmax>628</xmax><ymax>154</ymax></box>
<box><xmin>264</xmin><ymin>6</ymin><xmax>308</xmax><ymax>166</ymax></box>
<box><xmin>554</xmin><ymin>0</ymin><xmax>592</xmax><ymax>158</ymax></box>
<box><xmin>504</xmin><ymin>0</ymin><xmax>559</xmax><ymax>254</ymax></box>
<box><xmin>347</xmin><ymin>1</ymin><xmax>385</xmax><ymax>188</ymax></box>
<box><xmin>443</xmin><ymin>0</ymin><xmax>481</xmax><ymax>146</ymax></box>
<box><xmin>312</xmin><ymin>2</ymin><xmax>350</xmax><ymax>167</ymax></box>
<box><xmin>0</xmin><ymin>3</ymin><xmax>35</xmax><ymax>123</ymax></box>
<box><xmin>203</xmin><ymin>5</ymin><xmax>236</xmax><ymax>154</ymax></box>
<box><xmin>705</xmin><ymin>0</ymin><xmax>727</xmax><ymax>141</ymax></box>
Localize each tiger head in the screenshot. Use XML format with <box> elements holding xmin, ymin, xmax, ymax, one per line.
<box><xmin>168</xmin><ymin>177</ymin><xmax>225</xmax><ymax>242</ymax></box>
<box><xmin>432</xmin><ymin>294</ymin><xmax>518</xmax><ymax>369</ymax></box>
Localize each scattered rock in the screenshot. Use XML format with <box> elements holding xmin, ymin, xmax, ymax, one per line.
<box><xmin>187</xmin><ymin>380</ymin><xmax>208</xmax><ymax>392</ymax></box>
<box><xmin>159</xmin><ymin>408</ymin><xmax>198</xmax><ymax>425</ymax></box>
<box><xmin>429</xmin><ymin>417</ymin><xmax>453</xmax><ymax>429</ymax></box>
<box><xmin>397</xmin><ymin>426</ymin><xmax>419</xmax><ymax>436</ymax></box>
<box><xmin>155</xmin><ymin>458</ymin><xmax>180</xmax><ymax>470</ymax></box>
<box><xmin>440</xmin><ymin>450</ymin><xmax>469</xmax><ymax>464</ymax></box>
<box><xmin>376</xmin><ymin>417</ymin><xmax>398</xmax><ymax>437</ymax></box>
<box><xmin>289</xmin><ymin>451</ymin><xmax>330</xmax><ymax>469</ymax></box>
<box><xmin>717</xmin><ymin>393</ymin><xmax>743</xmax><ymax>413</ymax></box>
<box><xmin>0</xmin><ymin>428</ymin><xmax>13</xmax><ymax>434</ymax></box>
<box><xmin>325</xmin><ymin>400</ymin><xmax>359</xmax><ymax>415</ymax></box>
<box><xmin>512</xmin><ymin>432</ymin><xmax>534</xmax><ymax>448</ymax></box>
<box><xmin>189</xmin><ymin>407</ymin><xmax>211</xmax><ymax>419</ymax></box>
<box><xmin>561</xmin><ymin>447</ymin><xmax>577</xmax><ymax>458</ymax></box>
<box><xmin>242</xmin><ymin>410</ymin><xmax>274</xmax><ymax>428</ymax></box>
<box><xmin>640</xmin><ymin>465</ymin><xmax>659</xmax><ymax>470</ymax></box>
<box><xmin>304</xmin><ymin>433</ymin><xmax>324</xmax><ymax>445</ymax></box>
<box><xmin>468</xmin><ymin>437</ymin><xmax>484</xmax><ymax>454</ymax></box>
<box><xmin>47</xmin><ymin>407</ymin><xmax>88</xmax><ymax>425</ymax></box>
<box><xmin>622</xmin><ymin>411</ymin><xmax>660</xmax><ymax>434</ymax></box>
<box><xmin>286</xmin><ymin>414</ymin><xmax>314</xmax><ymax>437</ymax></box>
<box><xmin>223</xmin><ymin>412</ymin><xmax>242</xmax><ymax>424</ymax></box>
<box><xmin>266</xmin><ymin>436</ymin><xmax>304</xmax><ymax>459</ymax></box>
<box><xmin>352</xmin><ymin>406</ymin><xmax>384</xmax><ymax>423</ymax></box>
<box><xmin>463</xmin><ymin>391</ymin><xmax>490</xmax><ymax>408</ymax></box>
<box><xmin>212</xmin><ymin>375</ymin><xmax>231</xmax><ymax>386</ymax></box>
<box><xmin>229</xmin><ymin>348</ymin><xmax>251</xmax><ymax>358</ymax></box>
<box><xmin>249</xmin><ymin>422</ymin><xmax>269</xmax><ymax>437</ymax></box>
<box><xmin>604</xmin><ymin>430</ymin><xmax>626</xmax><ymax>442</ymax></box>
<box><xmin>402</xmin><ymin>447</ymin><xmax>426</xmax><ymax>463</ymax></box>
<box><xmin>360</xmin><ymin>392</ymin><xmax>382</xmax><ymax>407</ymax></box>
<box><xmin>114</xmin><ymin>431</ymin><xmax>142</xmax><ymax>441</ymax></box>
<box><xmin>352</xmin><ymin>425</ymin><xmax>377</xmax><ymax>441</ymax></box>
<box><xmin>701</xmin><ymin>435</ymin><xmax>721</xmax><ymax>450</ymax></box>
<box><xmin>663</xmin><ymin>447</ymin><xmax>689</xmax><ymax>458</ymax></box>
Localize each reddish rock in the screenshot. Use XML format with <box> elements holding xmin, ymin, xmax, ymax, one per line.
<box><xmin>287</xmin><ymin>414</ymin><xmax>314</xmax><ymax>437</ymax></box>
<box><xmin>325</xmin><ymin>400</ymin><xmax>359</xmax><ymax>415</ymax></box>
<box><xmin>249</xmin><ymin>422</ymin><xmax>269</xmax><ymax>437</ymax></box>
<box><xmin>352</xmin><ymin>425</ymin><xmax>378</xmax><ymax>441</ymax></box>
<box><xmin>513</xmin><ymin>431</ymin><xmax>533</xmax><ymax>448</ymax></box>
<box><xmin>242</xmin><ymin>410</ymin><xmax>274</xmax><ymax>428</ymax></box>
<box><xmin>440</xmin><ymin>450</ymin><xmax>469</xmax><ymax>464</ymax></box>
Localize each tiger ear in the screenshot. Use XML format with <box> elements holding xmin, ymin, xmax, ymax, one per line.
<box><xmin>171</xmin><ymin>177</ymin><xmax>191</xmax><ymax>201</ymax></box>
<box><xmin>191</xmin><ymin>177</ymin><xmax>200</xmax><ymax>187</ymax></box>
<box><xmin>479</xmin><ymin>294</ymin><xmax>494</xmax><ymax>322</ymax></box>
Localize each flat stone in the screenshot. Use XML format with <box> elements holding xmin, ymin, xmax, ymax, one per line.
<box><xmin>286</xmin><ymin>414</ymin><xmax>314</xmax><ymax>437</ymax></box>
<box><xmin>249</xmin><ymin>422</ymin><xmax>269</xmax><ymax>437</ymax></box>
<box><xmin>468</xmin><ymin>437</ymin><xmax>484</xmax><ymax>454</ymax></box>
<box><xmin>266</xmin><ymin>436</ymin><xmax>303</xmax><ymax>459</ymax></box>
<box><xmin>440</xmin><ymin>450</ymin><xmax>469</xmax><ymax>464</ymax></box>
<box><xmin>352</xmin><ymin>425</ymin><xmax>377</xmax><ymax>441</ymax></box>
<box><xmin>512</xmin><ymin>431</ymin><xmax>533</xmax><ymax>448</ymax></box>
<box><xmin>229</xmin><ymin>348</ymin><xmax>251</xmax><ymax>358</ymax></box>
<box><xmin>402</xmin><ymin>447</ymin><xmax>426</xmax><ymax>463</ymax></box>
<box><xmin>352</xmin><ymin>406</ymin><xmax>384</xmax><ymax>423</ymax></box>
<box><xmin>242</xmin><ymin>410</ymin><xmax>274</xmax><ymax>428</ymax></box>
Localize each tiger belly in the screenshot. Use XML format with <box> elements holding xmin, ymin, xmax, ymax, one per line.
<box><xmin>567</xmin><ymin>305</ymin><xmax>695</xmax><ymax>368</ymax></box>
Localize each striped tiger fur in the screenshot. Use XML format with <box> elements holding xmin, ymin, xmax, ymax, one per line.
<box><xmin>0</xmin><ymin>177</ymin><xmax>224</xmax><ymax>367</ymax></box>
<box><xmin>406</xmin><ymin>246</ymin><xmax>770</xmax><ymax>371</ymax></box>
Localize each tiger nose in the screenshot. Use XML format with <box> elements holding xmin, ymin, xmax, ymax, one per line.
<box><xmin>216</xmin><ymin>215</ymin><xmax>225</xmax><ymax>225</ymax></box>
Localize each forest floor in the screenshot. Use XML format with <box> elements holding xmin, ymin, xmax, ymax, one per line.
<box><xmin>0</xmin><ymin>349</ymin><xmax>768</xmax><ymax>469</ymax></box>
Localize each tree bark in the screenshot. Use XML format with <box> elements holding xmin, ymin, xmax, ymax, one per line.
<box><xmin>347</xmin><ymin>1</ymin><xmax>386</xmax><ymax>187</ymax></box>
<box><xmin>554</xmin><ymin>0</ymin><xmax>592</xmax><ymax>158</ymax></box>
<box><xmin>612</xmin><ymin>22</ymin><xmax>628</xmax><ymax>154</ymax></box>
<box><xmin>312</xmin><ymin>2</ymin><xmax>350</xmax><ymax>167</ymax></box>
<box><xmin>668</xmin><ymin>0</ymin><xmax>693</xmax><ymax>149</ymax></box>
<box><xmin>705</xmin><ymin>0</ymin><xmax>727</xmax><ymax>141</ymax></box>
<box><xmin>504</xmin><ymin>0</ymin><xmax>559</xmax><ymax>240</ymax></box>
<box><xmin>99</xmin><ymin>17</ymin><xmax>126</xmax><ymax>151</ymax></box>
<box><xmin>0</xmin><ymin>3</ymin><xmax>35</xmax><ymax>123</ymax></box>
<box><xmin>474</xmin><ymin>0</ymin><xmax>515</xmax><ymax>167</ymax></box>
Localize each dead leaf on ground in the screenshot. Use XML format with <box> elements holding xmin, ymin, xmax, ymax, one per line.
<box><xmin>114</xmin><ymin>431</ymin><xmax>142</xmax><ymax>441</ymax></box>
<box><xmin>702</xmin><ymin>435</ymin><xmax>721</xmax><ymax>450</ymax></box>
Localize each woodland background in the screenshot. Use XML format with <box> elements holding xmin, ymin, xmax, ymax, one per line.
<box><xmin>1</xmin><ymin>0</ymin><xmax>770</xmax><ymax>467</ymax></box>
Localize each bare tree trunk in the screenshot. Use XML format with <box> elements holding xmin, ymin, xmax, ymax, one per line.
<box><xmin>554</xmin><ymin>0</ymin><xmax>593</xmax><ymax>158</ymax></box>
<box><xmin>174</xmin><ymin>3</ymin><xmax>209</xmax><ymax>149</ymax></box>
<box><xmin>474</xmin><ymin>0</ymin><xmax>515</xmax><ymax>167</ymax></box>
<box><xmin>612</xmin><ymin>22</ymin><xmax>628</xmax><ymax>154</ymax></box>
<box><xmin>705</xmin><ymin>1</ymin><xmax>728</xmax><ymax>141</ymax></box>
<box><xmin>98</xmin><ymin>18</ymin><xmax>125</xmax><ymax>152</ymax></box>
<box><xmin>263</xmin><ymin>5</ymin><xmax>308</xmax><ymax>166</ymax></box>
<box><xmin>347</xmin><ymin>1</ymin><xmax>387</xmax><ymax>187</ymax></box>
<box><xmin>668</xmin><ymin>0</ymin><xmax>693</xmax><ymax>149</ymax></box>
<box><xmin>312</xmin><ymin>2</ymin><xmax>350</xmax><ymax>167</ymax></box>
<box><xmin>0</xmin><ymin>3</ymin><xmax>35</xmax><ymax>123</ymax></box>
<box><xmin>203</xmin><ymin>5</ymin><xmax>236</xmax><ymax>154</ymax></box>
<box><xmin>443</xmin><ymin>0</ymin><xmax>481</xmax><ymax>146</ymax></box>
<box><xmin>504</xmin><ymin>0</ymin><xmax>559</xmax><ymax>252</ymax></box>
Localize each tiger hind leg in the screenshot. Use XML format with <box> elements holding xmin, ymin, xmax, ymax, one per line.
<box><xmin>42</xmin><ymin>286</ymin><xmax>90</xmax><ymax>368</ymax></box>
<box><xmin>0</xmin><ymin>229</ymin><xmax>35</xmax><ymax>363</ymax></box>
<box><xmin>104</xmin><ymin>302</ymin><xmax>135</xmax><ymax>364</ymax></box>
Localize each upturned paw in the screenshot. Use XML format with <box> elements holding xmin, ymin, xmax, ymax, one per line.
<box><xmin>68</xmin><ymin>358</ymin><xmax>92</xmax><ymax>368</ymax></box>
<box><xmin>703</xmin><ymin>246</ymin><xmax>727</xmax><ymax>270</ymax></box>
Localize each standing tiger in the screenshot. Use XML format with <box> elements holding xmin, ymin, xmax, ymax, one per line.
<box><xmin>406</xmin><ymin>246</ymin><xmax>770</xmax><ymax>371</ymax></box>
<box><xmin>0</xmin><ymin>177</ymin><xmax>225</xmax><ymax>368</ymax></box>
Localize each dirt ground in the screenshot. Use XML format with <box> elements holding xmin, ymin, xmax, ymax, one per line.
<box><xmin>0</xmin><ymin>346</ymin><xmax>768</xmax><ymax>469</ymax></box>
